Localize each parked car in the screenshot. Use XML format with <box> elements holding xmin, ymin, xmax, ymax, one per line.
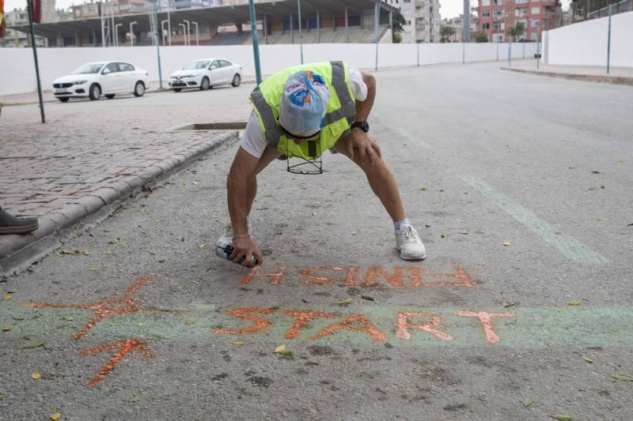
<box><xmin>168</xmin><ymin>58</ymin><xmax>242</xmax><ymax>92</ymax></box>
<box><xmin>52</xmin><ymin>61</ymin><xmax>149</xmax><ymax>102</ymax></box>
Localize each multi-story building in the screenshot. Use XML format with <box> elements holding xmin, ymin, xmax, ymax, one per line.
<box><xmin>0</xmin><ymin>9</ymin><xmax>48</xmax><ymax>48</ymax></box>
<box><xmin>441</xmin><ymin>14</ymin><xmax>477</xmax><ymax>42</ymax></box>
<box><xmin>473</xmin><ymin>0</ymin><xmax>562</xmax><ymax>43</ymax></box>
<box><xmin>70</xmin><ymin>0</ymin><xmax>151</xmax><ymax>20</ymax></box>
<box><xmin>385</xmin><ymin>0</ymin><xmax>441</xmax><ymax>43</ymax></box>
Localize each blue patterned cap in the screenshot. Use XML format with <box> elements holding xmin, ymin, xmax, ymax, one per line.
<box><xmin>279</xmin><ymin>70</ymin><xmax>331</xmax><ymax>138</ymax></box>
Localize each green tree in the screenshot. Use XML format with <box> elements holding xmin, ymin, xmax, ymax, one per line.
<box><xmin>508</xmin><ymin>22</ymin><xmax>525</xmax><ymax>42</ymax></box>
<box><xmin>474</xmin><ymin>31</ymin><xmax>488</xmax><ymax>43</ymax></box>
<box><xmin>440</xmin><ymin>26</ymin><xmax>455</xmax><ymax>43</ymax></box>
<box><xmin>391</xmin><ymin>9</ymin><xmax>406</xmax><ymax>43</ymax></box>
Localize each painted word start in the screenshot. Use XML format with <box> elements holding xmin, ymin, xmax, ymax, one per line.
<box><xmin>214</xmin><ymin>307</ymin><xmax>516</xmax><ymax>345</ymax></box>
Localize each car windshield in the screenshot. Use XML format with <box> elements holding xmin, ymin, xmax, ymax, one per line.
<box><xmin>183</xmin><ymin>61</ymin><xmax>210</xmax><ymax>70</ymax></box>
<box><xmin>72</xmin><ymin>63</ymin><xmax>106</xmax><ymax>74</ymax></box>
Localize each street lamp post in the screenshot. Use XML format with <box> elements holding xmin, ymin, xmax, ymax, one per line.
<box><xmin>179</xmin><ymin>23</ymin><xmax>186</xmax><ymax>45</ymax></box>
<box><xmin>114</xmin><ymin>23</ymin><xmax>123</xmax><ymax>46</ymax></box>
<box><xmin>183</xmin><ymin>19</ymin><xmax>190</xmax><ymax>45</ymax></box>
<box><xmin>129</xmin><ymin>21</ymin><xmax>137</xmax><ymax>47</ymax></box>
<box><xmin>191</xmin><ymin>21</ymin><xmax>198</xmax><ymax>46</ymax></box>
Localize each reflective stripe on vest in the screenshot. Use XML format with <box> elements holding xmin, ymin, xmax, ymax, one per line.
<box><xmin>250</xmin><ymin>61</ymin><xmax>356</xmax><ymax>148</ymax></box>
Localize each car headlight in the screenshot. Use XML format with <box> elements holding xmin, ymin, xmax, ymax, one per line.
<box><xmin>180</xmin><ymin>74</ymin><xmax>194</xmax><ymax>79</ymax></box>
<box><xmin>73</xmin><ymin>80</ymin><xmax>88</xmax><ymax>85</ymax></box>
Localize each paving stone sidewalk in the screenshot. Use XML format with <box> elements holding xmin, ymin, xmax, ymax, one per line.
<box><xmin>0</xmin><ymin>87</ymin><xmax>251</xmax><ymax>277</ymax></box>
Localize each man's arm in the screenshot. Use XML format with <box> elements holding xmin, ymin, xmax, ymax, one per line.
<box><xmin>346</xmin><ymin>70</ymin><xmax>381</xmax><ymax>165</ymax></box>
<box><xmin>226</xmin><ymin>147</ymin><xmax>264</xmax><ymax>267</ymax></box>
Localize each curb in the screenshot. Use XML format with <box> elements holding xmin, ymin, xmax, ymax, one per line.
<box><xmin>0</xmin><ymin>131</ymin><xmax>239</xmax><ymax>278</ymax></box>
<box><xmin>500</xmin><ymin>67</ymin><xmax>633</xmax><ymax>86</ymax></box>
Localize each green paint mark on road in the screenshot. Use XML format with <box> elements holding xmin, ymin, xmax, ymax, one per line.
<box><xmin>462</xmin><ymin>176</ymin><xmax>608</xmax><ymax>264</ymax></box>
<box><xmin>2</xmin><ymin>301</ymin><xmax>631</xmax><ymax>348</ymax></box>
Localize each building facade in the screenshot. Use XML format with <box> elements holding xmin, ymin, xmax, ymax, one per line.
<box><xmin>0</xmin><ymin>9</ymin><xmax>48</xmax><ymax>48</ymax></box>
<box><xmin>473</xmin><ymin>0</ymin><xmax>562</xmax><ymax>43</ymax></box>
<box><xmin>385</xmin><ymin>0</ymin><xmax>441</xmax><ymax>43</ymax></box>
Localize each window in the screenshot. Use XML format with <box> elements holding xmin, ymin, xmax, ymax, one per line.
<box><xmin>481</xmin><ymin>0</ymin><xmax>490</xmax><ymax>6</ymax></box>
<box><xmin>482</xmin><ymin>11</ymin><xmax>490</xmax><ymax>18</ymax></box>
<box><xmin>482</xmin><ymin>23</ymin><xmax>490</xmax><ymax>29</ymax></box>
<box><xmin>531</xmin><ymin>7</ymin><xmax>540</xmax><ymax>14</ymax></box>
<box><xmin>493</xmin><ymin>22</ymin><xmax>504</xmax><ymax>30</ymax></box>
<box><xmin>515</xmin><ymin>9</ymin><xmax>527</xmax><ymax>17</ymax></box>
<box><xmin>118</xmin><ymin>63</ymin><xmax>134</xmax><ymax>71</ymax></box>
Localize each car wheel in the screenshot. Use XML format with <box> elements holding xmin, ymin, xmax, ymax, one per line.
<box><xmin>173</xmin><ymin>88</ymin><xmax>182</xmax><ymax>93</ymax></box>
<box><xmin>200</xmin><ymin>77</ymin><xmax>210</xmax><ymax>91</ymax></box>
<box><xmin>134</xmin><ymin>82</ymin><xmax>145</xmax><ymax>97</ymax></box>
<box><xmin>105</xmin><ymin>94</ymin><xmax>115</xmax><ymax>99</ymax></box>
<box><xmin>89</xmin><ymin>84</ymin><xmax>101</xmax><ymax>100</ymax></box>
<box><xmin>231</xmin><ymin>74</ymin><xmax>241</xmax><ymax>87</ymax></box>
<box><xmin>58</xmin><ymin>98</ymin><xmax>69</xmax><ymax>103</ymax></box>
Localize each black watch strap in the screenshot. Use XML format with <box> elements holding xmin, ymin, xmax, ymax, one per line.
<box><xmin>351</xmin><ymin>121</ymin><xmax>369</xmax><ymax>133</ymax></box>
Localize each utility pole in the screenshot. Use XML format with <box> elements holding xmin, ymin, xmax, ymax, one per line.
<box><xmin>462</xmin><ymin>0</ymin><xmax>471</xmax><ymax>42</ymax></box>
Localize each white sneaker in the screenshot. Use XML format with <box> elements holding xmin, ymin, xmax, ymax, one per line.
<box><xmin>395</xmin><ymin>224</ymin><xmax>426</xmax><ymax>260</ymax></box>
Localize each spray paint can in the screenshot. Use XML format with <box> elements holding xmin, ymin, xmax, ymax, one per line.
<box><xmin>216</xmin><ymin>240</ymin><xmax>259</xmax><ymax>265</ymax></box>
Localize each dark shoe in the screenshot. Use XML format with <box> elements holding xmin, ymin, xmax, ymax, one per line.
<box><xmin>0</xmin><ymin>208</ymin><xmax>39</xmax><ymax>235</ymax></box>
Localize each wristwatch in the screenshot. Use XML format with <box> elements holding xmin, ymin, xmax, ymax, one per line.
<box><xmin>350</xmin><ymin>121</ymin><xmax>369</xmax><ymax>133</ymax></box>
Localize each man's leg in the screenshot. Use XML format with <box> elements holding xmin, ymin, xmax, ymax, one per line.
<box><xmin>333</xmin><ymin>136</ymin><xmax>426</xmax><ymax>260</ymax></box>
<box><xmin>333</xmin><ymin>137</ymin><xmax>405</xmax><ymax>222</ymax></box>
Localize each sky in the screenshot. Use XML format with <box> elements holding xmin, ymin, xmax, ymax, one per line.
<box><xmin>5</xmin><ymin>0</ymin><xmax>570</xmax><ymax>21</ymax></box>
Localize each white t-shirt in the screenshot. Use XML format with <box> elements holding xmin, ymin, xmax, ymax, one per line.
<box><xmin>240</xmin><ymin>66</ymin><xmax>368</xmax><ymax>158</ymax></box>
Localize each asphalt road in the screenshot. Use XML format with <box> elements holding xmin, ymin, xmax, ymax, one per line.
<box><xmin>1</xmin><ymin>62</ymin><xmax>632</xmax><ymax>421</ymax></box>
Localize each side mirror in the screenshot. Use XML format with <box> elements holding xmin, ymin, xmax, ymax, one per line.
<box><xmin>102</xmin><ymin>69</ymin><xmax>111</xmax><ymax>75</ymax></box>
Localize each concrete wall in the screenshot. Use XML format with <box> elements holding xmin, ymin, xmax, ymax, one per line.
<box><xmin>543</xmin><ymin>11</ymin><xmax>633</xmax><ymax>67</ymax></box>
<box><xmin>0</xmin><ymin>42</ymin><xmax>538</xmax><ymax>96</ymax></box>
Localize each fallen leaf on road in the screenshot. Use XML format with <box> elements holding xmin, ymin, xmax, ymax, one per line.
<box><xmin>50</xmin><ymin>412</ymin><xmax>61</xmax><ymax>420</ymax></box>
<box><xmin>337</xmin><ymin>298</ymin><xmax>353</xmax><ymax>306</ymax></box>
<box><xmin>131</xmin><ymin>395</ymin><xmax>140</xmax><ymax>402</ymax></box>
<box><xmin>567</xmin><ymin>301</ymin><xmax>582</xmax><ymax>306</ymax></box>
<box><xmin>503</xmin><ymin>241</ymin><xmax>511</xmax><ymax>246</ymax></box>
<box><xmin>3</xmin><ymin>325</ymin><xmax>13</xmax><ymax>332</ymax></box>
<box><xmin>274</xmin><ymin>344</ymin><xmax>286</xmax><ymax>353</ymax></box>
<box><xmin>612</xmin><ymin>374</ymin><xmax>633</xmax><ymax>382</ymax></box>
<box><xmin>232</xmin><ymin>341</ymin><xmax>245</xmax><ymax>346</ymax></box>
<box><xmin>199</xmin><ymin>244</ymin><xmax>206</xmax><ymax>249</ymax></box>
<box><xmin>89</xmin><ymin>267</ymin><xmax>99</xmax><ymax>272</ymax></box>
<box><xmin>582</xmin><ymin>355</ymin><xmax>593</xmax><ymax>363</ymax></box>
<box><xmin>21</xmin><ymin>342</ymin><xmax>45</xmax><ymax>349</ymax></box>
<box><xmin>550</xmin><ymin>415</ymin><xmax>572</xmax><ymax>421</ymax></box>
<box><xmin>31</xmin><ymin>371</ymin><xmax>41</xmax><ymax>380</ymax></box>
<box><xmin>3</xmin><ymin>293</ymin><xmax>13</xmax><ymax>301</ymax></box>
<box><xmin>185</xmin><ymin>317</ymin><xmax>197</xmax><ymax>325</ymax></box>
<box><xmin>0</xmin><ymin>394</ymin><xmax>6</xmax><ymax>399</ymax></box>
<box><xmin>522</xmin><ymin>397</ymin><xmax>533</xmax><ymax>407</ymax></box>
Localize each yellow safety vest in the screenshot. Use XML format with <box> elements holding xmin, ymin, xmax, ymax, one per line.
<box><xmin>250</xmin><ymin>61</ymin><xmax>357</xmax><ymax>160</ymax></box>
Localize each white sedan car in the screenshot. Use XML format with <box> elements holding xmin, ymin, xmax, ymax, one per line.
<box><xmin>52</xmin><ymin>61</ymin><xmax>149</xmax><ymax>102</ymax></box>
<box><xmin>168</xmin><ymin>58</ymin><xmax>242</xmax><ymax>92</ymax></box>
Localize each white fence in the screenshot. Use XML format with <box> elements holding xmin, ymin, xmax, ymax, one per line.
<box><xmin>0</xmin><ymin>42</ymin><xmax>538</xmax><ymax>96</ymax></box>
<box><xmin>2</xmin><ymin>11</ymin><xmax>632</xmax><ymax>97</ymax></box>
<box><xmin>543</xmin><ymin>11</ymin><xmax>633</xmax><ymax>67</ymax></box>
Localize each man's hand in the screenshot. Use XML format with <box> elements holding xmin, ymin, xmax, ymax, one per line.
<box><xmin>346</xmin><ymin>129</ymin><xmax>382</xmax><ymax>166</ymax></box>
<box><xmin>231</xmin><ymin>236</ymin><xmax>263</xmax><ymax>268</ymax></box>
